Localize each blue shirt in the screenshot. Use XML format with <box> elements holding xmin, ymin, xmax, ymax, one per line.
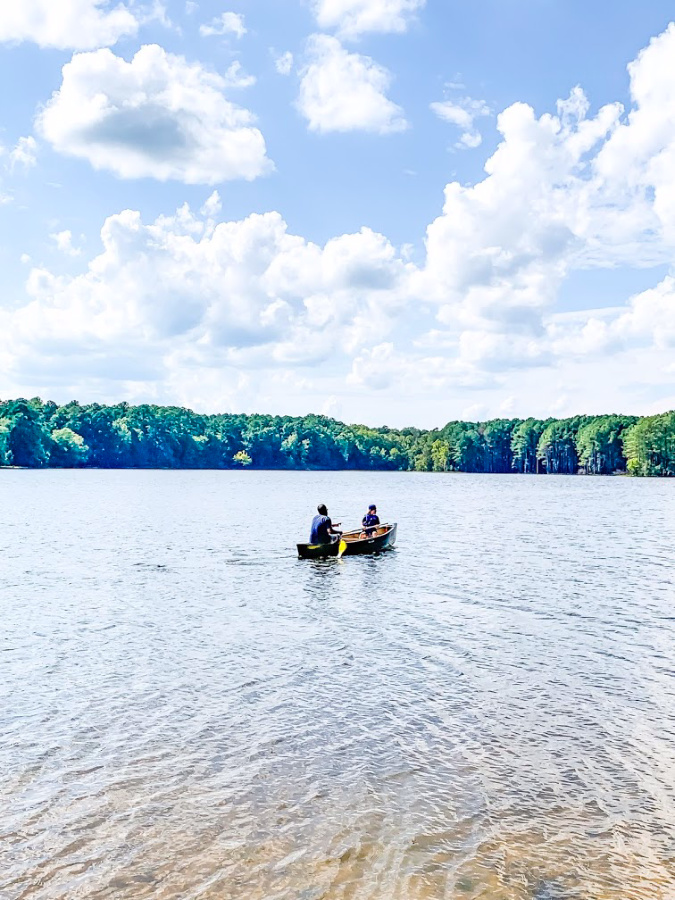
<box><xmin>310</xmin><ymin>514</ymin><xmax>332</xmax><ymax>544</ymax></box>
<box><xmin>362</xmin><ymin>513</ymin><xmax>380</xmax><ymax>529</ymax></box>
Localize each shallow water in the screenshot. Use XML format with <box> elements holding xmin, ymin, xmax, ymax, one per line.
<box><xmin>2</xmin><ymin>470</ymin><xmax>675</xmax><ymax>899</ymax></box>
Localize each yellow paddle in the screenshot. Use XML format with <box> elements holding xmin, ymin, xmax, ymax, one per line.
<box><xmin>338</xmin><ymin>538</ymin><xmax>348</xmax><ymax>558</ymax></box>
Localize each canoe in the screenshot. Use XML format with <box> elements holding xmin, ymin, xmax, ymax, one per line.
<box><xmin>296</xmin><ymin>537</ymin><xmax>342</xmax><ymax>559</ymax></box>
<box><xmin>297</xmin><ymin>523</ymin><xmax>397</xmax><ymax>559</ymax></box>
<box><xmin>341</xmin><ymin>523</ymin><xmax>397</xmax><ymax>556</ymax></box>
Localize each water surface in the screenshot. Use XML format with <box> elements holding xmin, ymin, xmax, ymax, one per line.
<box><xmin>2</xmin><ymin>471</ymin><xmax>675</xmax><ymax>899</ymax></box>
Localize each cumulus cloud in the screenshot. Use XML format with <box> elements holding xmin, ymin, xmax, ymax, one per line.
<box><xmin>200</xmin><ymin>190</ymin><xmax>222</xmax><ymax>218</ymax></box>
<box><xmin>347</xmin><ymin>342</ymin><xmax>496</xmax><ymax>392</ymax></box>
<box><xmin>593</xmin><ymin>23</ymin><xmax>675</xmax><ymax>247</ymax></box>
<box><xmin>50</xmin><ymin>230</ymin><xmax>82</xmax><ymax>257</ymax></box>
<box><xmin>549</xmin><ymin>275</ymin><xmax>675</xmax><ymax>359</ymax></box>
<box><xmin>312</xmin><ymin>0</ymin><xmax>426</xmax><ymax>39</ymax></box>
<box><xmin>431</xmin><ymin>96</ymin><xmax>491</xmax><ymax>148</ymax></box>
<box><xmin>274</xmin><ymin>51</ymin><xmax>294</xmax><ymax>76</ymax></box>
<box><xmin>7</xmin><ymin>23</ymin><xmax>675</xmax><ymax>420</ymax></box>
<box><xmin>37</xmin><ymin>44</ymin><xmax>272</xmax><ymax>184</ymax></box>
<box><xmin>0</xmin><ymin>136</ymin><xmax>38</xmax><ymax>203</ymax></box>
<box><xmin>199</xmin><ymin>11</ymin><xmax>246</xmax><ymax>38</ymax></box>
<box><xmin>8</xmin><ymin>136</ymin><xmax>38</xmax><ymax>170</ymax></box>
<box><xmin>297</xmin><ymin>35</ymin><xmax>406</xmax><ymax>134</ymax></box>
<box><xmin>614</xmin><ymin>276</ymin><xmax>675</xmax><ymax>348</ymax></box>
<box><xmin>345</xmin><ymin>23</ymin><xmax>675</xmax><ymax>385</ymax></box>
<box><xmin>0</xmin><ymin>0</ymin><xmax>138</xmax><ymax>50</ymax></box>
<box><xmin>1</xmin><ymin>201</ymin><xmax>412</xmax><ymax>400</ymax></box>
<box><xmin>416</xmin><ymin>21</ymin><xmax>675</xmax><ymax>376</ymax></box>
<box><xmin>222</xmin><ymin>61</ymin><xmax>256</xmax><ymax>89</ymax></box>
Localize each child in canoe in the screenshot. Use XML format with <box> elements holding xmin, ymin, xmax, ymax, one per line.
<box><xmin>360</xmin><ymin>504</ymin><xmax>380</xmax><ymax>538</ymax></box>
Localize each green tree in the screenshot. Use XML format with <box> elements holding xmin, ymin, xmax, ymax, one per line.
<box><xmin>576</xmin><ymin>415</ymin><xmax>636</xmax><ymax>475</ymax></box>
<box><xmin>430</xmin><ymin>439</ymin><xmax>450</xmax><ymax>472</ymax></box>
<box><xmin>3</xmin><ymin>400</ymin><xmax>51</xmax><ymax>467</ymax></box>
<box><xmin>50</xmin><ymin>428</ymin><xmax>90</xmax><ymax>467</ymax></box>
<box><xmin>537</xmin><ymin>419</ymin><xmax>581</xmax><ymax>474</ymax></box>
<box><xmin>1</xmin><ymin>395</ymin><xmax>674</xmax><ymax>477</ymax></box>
<box><xmin>482</xmin><ymin>419</ymin><xmax>516</xmax><ymax>473</ymax></box>
<box><xmin>0</xmin><ymin>417</ymin><xmax>13</xmax><ymax>465</ymax></box>
<box><xmin>511</xmin><ymin>419</ymin><xmax>545</xmax><ymax>473</ymax></box>
<box><xmin>412</xmin><ymin>438</ymin><xmax>434</xmax><ymax>472</ymax></box>
<box><xmin>624</xmin><ymin>412</ymin><xmax>675</xmax><ymax>476</ymax></box>
<box><xmin>453</xmin><ymin>427</ymin><xmax>485</xmax><ymax>472</ymax></box>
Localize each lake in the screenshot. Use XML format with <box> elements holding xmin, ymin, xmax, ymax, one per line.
<box><xmin>2</xmin><ymin>470</ymin><xmax>675</xmax><ymax>899</ymax></box>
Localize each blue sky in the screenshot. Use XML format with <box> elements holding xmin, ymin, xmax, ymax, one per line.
<box><xmin>1</xmin><ymin>1</ymin><xmax>675</xmax><ymax>427</ymax></box>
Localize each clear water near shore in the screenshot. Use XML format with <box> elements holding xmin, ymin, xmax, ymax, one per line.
<box><xmin>2</xmin><ymin>470</ymin><xmax>675</xmax><ymax>899</ymax></box>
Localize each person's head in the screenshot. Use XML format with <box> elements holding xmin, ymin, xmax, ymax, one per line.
<box><xmin>317</xmin><ymin>504</ymin><xmax>328</xmax><ymax>516</ymax></box>
<box><xmin>368</xmin><ymin>504</ymin><xmax>377</xmax><ymax>514</ymax></box>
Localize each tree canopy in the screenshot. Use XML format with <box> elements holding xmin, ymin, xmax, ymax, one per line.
<box><xmin>0</xmin><ymin>397</ymin><xmax>668</xmax><ymax>475</ymax></box>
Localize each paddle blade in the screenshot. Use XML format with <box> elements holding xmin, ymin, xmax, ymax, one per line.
<box><xmin>338</xmin><ymin>540</ymin><xmax>347</xmax><ymax>558</ymax></box>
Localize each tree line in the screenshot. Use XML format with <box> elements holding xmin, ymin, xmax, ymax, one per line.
<box><xmin>0</xmin><ymin>397</ymin><xmax>673</xmax><ymax>476</ymax></box>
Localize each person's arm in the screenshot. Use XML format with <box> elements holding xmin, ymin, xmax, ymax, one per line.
<box><xmin>327</xmin><ymin>517</ymin><xmax>342</xmax><ymax>534</ymax></box>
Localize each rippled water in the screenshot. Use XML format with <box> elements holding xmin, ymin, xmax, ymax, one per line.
<box><xmin>2</xmin><ymin>470</ymin><xmax>675</xmax><ymax>899</ymax></box>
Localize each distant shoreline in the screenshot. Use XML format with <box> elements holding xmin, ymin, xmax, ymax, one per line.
<box><xmin>1</xmin><ymin>399</ymin><xmax>674</xmax><ymax>477</ymax></box>
<box><xmin>1</xmin><ymin>465</ymin><xmax>636</xmax><ymax>476</ymax></box>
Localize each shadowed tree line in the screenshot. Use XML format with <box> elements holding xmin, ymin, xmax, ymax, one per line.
<box><xmin>0</xmin><ymin>398</ymin><xmax>672</xmax><ymax>476</ymax></box>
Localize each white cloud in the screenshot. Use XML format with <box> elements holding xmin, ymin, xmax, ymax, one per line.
<box><xmin>199</xmin><ymin>11</ymin><xmax>246</xmax><ymax>38</ymax></box>
<box><xmin>313</xmin><ymin>0</ymin><xmax>425</xmax><ymax>39</ymax></box>
<box><xmin>348</xmin><ymin>342</ymin><xmax>398</xmax><ymax>389</ymax></box>
<box><xmin>50</xmin><ymin>230</ymin><xmax>82</xmax><ymax>257</ymax></box>
<box><xmin>347</xmin><ymin>342</ymin><xmax>495</xmax><ymax>392</ymax></box>
<box><xmin>200</xmin><ymin>190</ymin><xmax>222</xmax><ymax>218</ymax></box>
<box><xmin>274</xmin><ymin>51</ymin><xmax>294</xmax><ymax>76</ymax></box>
<box><xmin>37</xmin><ymin>44</ymin><xmax>272</xmax><ymax>185</ymax></box>
<box><xmin>8</xmin><ymin>136</ymin><xmax>38</xmax><ymax>170</ymax></box>
<box><xmin>321</xmin><ymin>395</ymin><xmax>343</xmax><ymax>418</ymax></box>
<box><xmin>7</xmin><ymin>24</ymin><xmax>675</xmax><ymax>422</ymax></box>
<box><xmin>549</xmin><ymin>275</ymin><xmax>675</xmax><ymax>359</ymax></box>
<box><xmin>222</xmin><ymin>61</ymin><xmax>256</xmax><ymax>89</ymax></box>
<box><xmin>1</xmin><ymin>201</ymin><xmax>411</xmax><ymax>400</ymax></box>
<box><xmin>431</xmin><ymin>97</ymin><xmax>490</xmax><ymax>148</ymax></box>
<box><xmin>417</xmin><ymin>97</ymin><xmax>611</xmax><ymax>338</ymax></box>
<box><xmin>613</xmin><ymin>276</ymin><xmax>675</xmax><ymax>348</ymax></box>
<box><xmin>297</xmin><ymin>35</ymin><xmax>407</xmax><ymax>134</ymax></box>
<box><xmin>416</xmin><ymin>22</ymin><xmax>675</xmax><ymax>375</ymax></box>
<box><xmin>352</xmin><ymin>22</ymin><xmax>675</xmax><ymax>389</ymax></box>
<box><xmin>593</xmin><ymin>23</ymin><xmax>675</xmax><ymax>247</ymax></box>
<box><xmin>0</xmin><ymin>0</ymin><xmax>138</xmax><ymax>50</ymax></box>
<box><xmin>0</xmin><ymin>136</ymin><xmax>38</xmax><ymax>203</ymax></box>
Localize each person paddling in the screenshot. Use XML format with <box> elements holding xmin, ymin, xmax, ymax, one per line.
<box><xmin>310</xmin><ymin>504</ymin><xmax>342</xmax><ymax>545</ymax></box>
<box><xmin>361</xmin><ymin>504</ymin><xmax>380</xmax><ymax>538</ymax></box>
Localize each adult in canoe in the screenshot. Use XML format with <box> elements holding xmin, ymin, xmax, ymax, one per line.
<box><xmin>309</xmin><ymin>504</ymin><xmax>342</xmax><ymax>545</ymax></box>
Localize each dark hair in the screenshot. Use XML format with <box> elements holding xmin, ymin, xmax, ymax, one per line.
<box><xmin>317</xmin><ymin>504</ymin><xmax>328</xmax><ymax>516</ymax></box>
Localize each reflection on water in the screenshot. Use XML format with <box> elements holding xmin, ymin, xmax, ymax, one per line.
<box><xmin>1</xmin><ymin>470</ymin><xmax>675</xmax><ymax>899</ymax></box>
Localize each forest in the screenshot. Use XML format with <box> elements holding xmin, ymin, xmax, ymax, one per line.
<box><xmin>0</xmin><ymin>397</ymin><xmax>674</xmax><ymax>476</ymax></box>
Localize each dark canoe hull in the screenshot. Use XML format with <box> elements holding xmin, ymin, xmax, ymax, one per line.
<box><xmin>297</xmin><ymin>540</ymin><xmax>341</xmax><ymax>560</ymax></box>
<box><xmin>342</xmin><ymin>523</ymin><xmax>397</xmax><ymax>556</ymax></box>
